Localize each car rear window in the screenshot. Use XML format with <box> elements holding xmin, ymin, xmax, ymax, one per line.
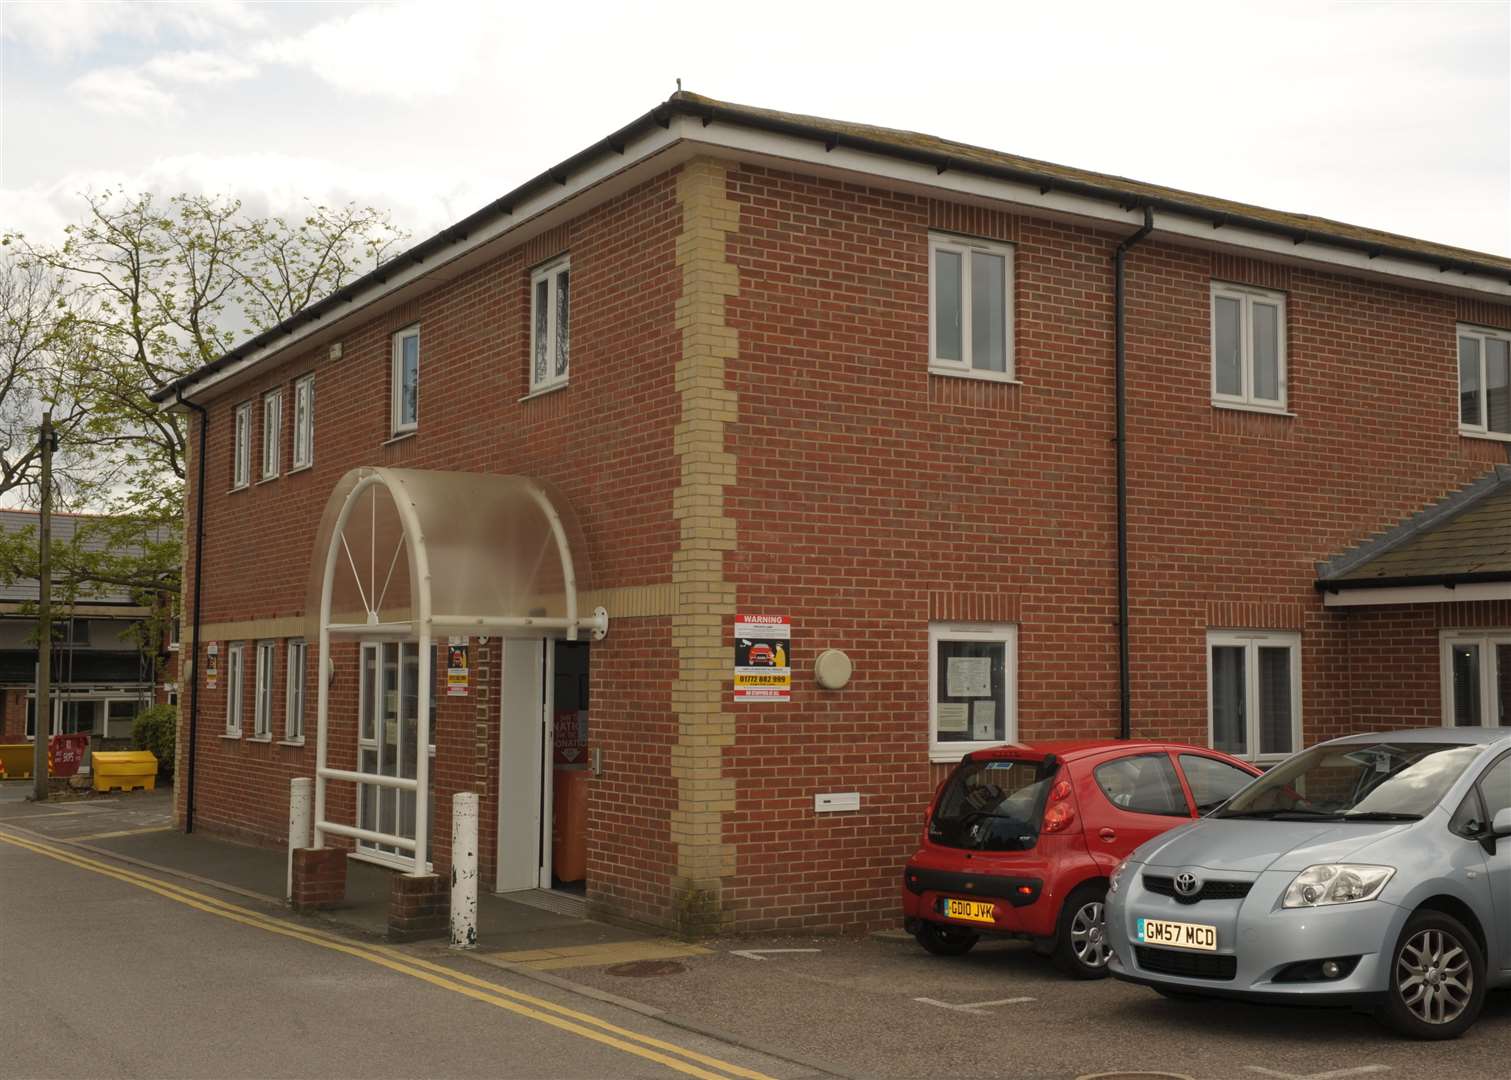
<box><xmin>929</xmin><ymin>757</ymin><xmax>1056</xmax><ymax>851</ymax></box>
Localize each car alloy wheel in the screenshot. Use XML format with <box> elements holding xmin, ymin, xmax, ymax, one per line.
<box><xmin>1396</xmin><ymin>927</ymin><xmax>1473</xmax><ymax>1026</ymax></box>
<box><xmin>1069</xmin><ymin>899</ymin><xmax>1109</xmax><ymax>969</ymax></box>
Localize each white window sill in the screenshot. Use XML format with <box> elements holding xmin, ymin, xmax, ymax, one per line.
<box><xmin>221</xmin><ymin>732</ymin><xmax>242</xmax><ymax>740</ymax></box>
<box><xmin>256</xmin><ymin>475</ymin><xmax>279</xmax><ymax>486</ymax></box>
<box><xmin>248</xmin><ymin>735</ymin><xmax>272</xmax><ymax>744</ymax></box>
<box><xmin>1212</xmin><ymin>400</ymin><xmax>1294</xmax><ymax>418</ymax></box>
<box><xmin>928</xmin><ymin>365</ymin><xmax>1021</xmax><ymax>386</ymax></box>
<box><xmin>929</xmin><ymin>743</ymin><xmax>1006</xmax><ymax>763</ymax></box>
<box><xmin>1459</xmin><ymin>427</ymin><xmax>1511</xmax><ymax>444</ymax></box>
<box><xmin>383</xmin><ymin>430</ymin><xmax>417</xmax><ymax>446</ymax></box>
<box><xmin>228</xmin><ymin>484</ymin><xmax>249</xmax><ymax>495</ymax></box>
<box><xmin>278</xmin><ymin>738</ymin><xmax>305</xmax><ymax>748</ymax></box>
<box><xmin>520</xmin><ymin>380</ymin><xmax>569</xmax><ymax>402</ymax></box>
<box><xmin>288</xmin><ymin>462</ymin><xmax>313</xmax><ymax>475</ymax></box>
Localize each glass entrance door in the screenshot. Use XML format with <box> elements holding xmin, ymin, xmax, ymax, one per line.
<box><xmin>357</xmin><ymin>641</ymin><xmax>436</xmax><ymax>866</ymax></box>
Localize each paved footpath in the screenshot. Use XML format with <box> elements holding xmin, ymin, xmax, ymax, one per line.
<box><xmin>3</xmin><ymin>782</ymin><xmax>1509</xmax><ymax>1080</ymax></box>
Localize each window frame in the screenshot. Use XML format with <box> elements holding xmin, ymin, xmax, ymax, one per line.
<box><xmin>391</xmin><ymin>325</ymin><xmax>421</xmax><ymax>435</ymax></box>
<box><xmin>253</xmin><ymin>639</ymin><xmax>276</xmax><ymax>739</ymax></box>
<box><xmin>260</xmin><ymin>391</ymin><xmax>282</xmax><ymax>480</ymax></box>
<box><xmin>1456</xmin><ymin>324</ymin><xmax>1511</xmax><ymax>442</ymax></box>
<box><xmin>1092</xmin><ymin>753</ymin><xmax>1191</xmax><ymax>817</ymax></box>
<box><xmin>528</xmin><ymin>255</ymin><xmax>572</xmax><ymax>395</ymax></box>
<box><xmin>292</xmin><ymin>373</ymin><xmax>315</xmax><ymax>469</ymax></box>
<box><xmin>232</xmin><ymin>402</ymin><xmax>253</xmax><ymax>489</ymax></box>
<box><xmin>225</xmin><ymin>641</ymin><xmax>245</xmax><ymax>736</ymax></box>
<box><xmin>1210</xmin><ymin>282</ymin><xmax>1288</xmax><ymax>414</ymax></box>
<box><xmin>1206</xmin><ymin>630</ymin><xmax>1302</xmax><ymax>763</ymax></box>
<box><xmin>285</xmin><ymin>638</ymin><xmax>307</xmax><ymax>742</ymax></box>
<box><xmin>1439</xmin><ymin>629</ymin><xmax>1511</xmax><ymax>727</ymax></box>
<box><xmin>927</xmin><ymin>621</ymin><xmax>1018</xmax><ymax>762</ymax></box>
<box><xmin>927</xmin><ymin>233</ymin><xmax>1016</xmax><ymax>383</ymax></box>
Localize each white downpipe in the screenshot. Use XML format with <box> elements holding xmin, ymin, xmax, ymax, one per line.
<box><xmin>450</xmin><ymin>791</ymin><xmax>479</xmax><ymax>949</ymax></box>
<box><xmin>286</xmin><ymin>777</ymin><xmax>313</xmax><ymax>901</ymax></box>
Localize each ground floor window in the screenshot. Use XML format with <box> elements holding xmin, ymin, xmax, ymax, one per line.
<box><xmin>928</xmin><ymin>622</ymin><xmax>1016</xmax><ymax>761</ymax></box>
<box><xmin>1441</xmin><ymin>631</ymin><xmax>1511</xmax><ymax>727</ymax></box>
<box><xmin>26</xmin><ymin>693</ymin><xmax>153</xmax><ymax>739</ymax></box>
<box><xmin>1208</xmin><ymin>631</ymin><xmax>1301</xmax><ymax>761</ymax></box>
<box><xmin>285</xmin><ymin>639</ymin><xmax>306</xmax><ymax>741</ymax></box>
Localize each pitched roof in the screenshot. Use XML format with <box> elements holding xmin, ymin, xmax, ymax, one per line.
<box><xmin>0</xmin><ymin>511</ymin><xmax>175</xmax><ymax>605</ymax></box>
<box><xmin>1316</xmin><ymin>466</ymin><xmax>1511</xmax><ymax>589</ymax></box>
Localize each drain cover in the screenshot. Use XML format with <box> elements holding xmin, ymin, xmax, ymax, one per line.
<box><xmin>606</xmin><ymin>959</ymin><xmax>686</xmax><ymax>978</ymax></box>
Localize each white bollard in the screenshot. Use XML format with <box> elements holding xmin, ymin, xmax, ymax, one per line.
<box><xmin>287</xmin><ymin>777</ymin><xmax>313</xmax><ymax>902</ymax></box>
<box><xmin>450</xmin><ymin>791</ymin><xmax>479</xmax><ymax>949</ymax></box>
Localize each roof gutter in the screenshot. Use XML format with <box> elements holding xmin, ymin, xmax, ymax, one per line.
<box><xmin>1315</xmin><ymin>570</ymin><xmax>1511</xmax><ymax>592</ymax></box>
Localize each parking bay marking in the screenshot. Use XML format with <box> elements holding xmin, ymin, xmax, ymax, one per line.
<box><xmin>913</xmin><ymin>995</ymin><xmax>1036</xmax><ymax>1015</ymax></box>
<box><xmin>730</xmin><ymin>949</ymin><xmax>822</xmax><ymax>960</ymax></box>
<box><xmin>1246</xmin><ymin>1069</ymin><xmax>1390</xmax><ymax>1080</ymax></box>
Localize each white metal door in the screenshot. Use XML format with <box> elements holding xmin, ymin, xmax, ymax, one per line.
<box><xmin>496</xmin><ymin>638</ymin><xmax>552</xmax><ymax>891</ymax></box>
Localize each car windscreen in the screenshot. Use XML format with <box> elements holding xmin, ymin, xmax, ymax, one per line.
<box><xmin>928</xmin><ymin>757</ymin><xmax>1056</xmax><ymax>851</ymax></box>
<box><xmin>1214</xmin><ymin>741</ymin><xmax>1482</xmax><ymax>820</ymax></box>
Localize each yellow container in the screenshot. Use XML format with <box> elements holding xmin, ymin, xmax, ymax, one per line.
<box><xmin>92</xmin><ymin>750</ymin><xmax>158</xmax><ymax>793</ymax></box>
<box><xmin>0</xmin><ymin>744</ymin><xmax>36</xmax><ymax>778</ymax></box>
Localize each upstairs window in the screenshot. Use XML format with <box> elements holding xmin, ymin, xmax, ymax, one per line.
<box><xmin>929</xmin><ymin>234</ymin><xmax>1014</xmax><ymax>381</ymax></box>
<box><xmin>261</xmin><ymin>391</ymin><xmax>282</xmax><ymax>480</ymax></box>
<box><xmin>1211</xmin><ymin>283</ymin><xmax>1286</xmax><ymax>412</ymax></box>
<box><xmin>292</xmin><ymin>374</ymin><xmax>315</xmax><ymax>469</ymax></box>
<box><xmin>232</xmin><ymin>403</ymin><xmax>252</xmax><ymax>489</ymax></box>
<box><xmin>392</xmin><ymin>326</ymin><xmax>420</xmax><ymax>434</ymax></box>
<box><xmin>1458</xmin><ymin>326</ymin><xmax>1511</xmax><ymax>439</ymax></box>
<box><xmin>530</xmin><ymin>256</ymin><xmax>571</xmax><ymax>393</ymax></box>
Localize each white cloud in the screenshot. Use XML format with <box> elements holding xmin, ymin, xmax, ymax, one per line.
<box><xmin>252</xmin><ymin>2</ymin><xmax>503</xmax><ymax>100</ymax></box>
<box><xmin>2</xmin><ymin>0</ymin><xmax>264</xmax><ymax>62</ymax></box>
<box><xmin>69</xmin><ymin>68</ymin><xmax>179</xmax><ymax>118</ymax></box>
<box><xmin>144</xmin><ymin>50</ymin><xmax>258</xmax><ymax>85</ymax></box>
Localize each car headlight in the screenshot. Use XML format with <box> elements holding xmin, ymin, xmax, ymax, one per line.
<box><xmin>1109</xmin><ymin>857</ymin><xmax>1131</xmax><ymax>894</ymax></box>
<box><xmin>1282</xmin><ymin>864</ymin><xmax>1395</xmax><ymax>908</ymax></box>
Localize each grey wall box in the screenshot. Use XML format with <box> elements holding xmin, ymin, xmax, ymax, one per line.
<box><xmin>814</xmin><ymin>649</ymin><xmax>853</xmax><ymax>690</ymax></box>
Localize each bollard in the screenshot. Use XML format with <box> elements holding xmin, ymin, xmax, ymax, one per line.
<box><xmin>287</xmin><ymin>777</ymin><xmax>313</xmax><ymax>902</ymax></box>
<box><xmin>450</xmin><ymin>791</ymin><xmax>479</xmax><ymax>949</ymax></box>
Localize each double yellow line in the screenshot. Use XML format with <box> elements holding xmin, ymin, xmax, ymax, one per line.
<box><xmin>0</xmin><ymin>828</ymin><xmax>775</xmax><ymax>1080</ymax></box>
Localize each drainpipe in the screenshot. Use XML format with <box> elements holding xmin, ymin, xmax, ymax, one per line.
<box><xmin>175</xmin><ymin>390</ymin><xmax>209</xmax><ymax>833</ymax></box>
<box><xmin>1115</xmin><ymin>207</ymin><xmax>1154</xmax><ymax>741</ymax></box>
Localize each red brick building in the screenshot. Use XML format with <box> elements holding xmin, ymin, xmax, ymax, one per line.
<box><xmin>152</xmin><ymin>94</ymin><xmax>1511</xmax><ymax>934</ymax></box>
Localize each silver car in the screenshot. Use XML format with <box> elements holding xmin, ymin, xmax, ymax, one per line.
<box><xmin>1106</xmin><ymin>728</ymin><xmax>1511</xmax><ymax>1039</ymax></box>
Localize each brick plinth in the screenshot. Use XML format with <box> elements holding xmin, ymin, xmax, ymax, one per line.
<box><xmin>388</xmin><ymin>871</ymin><xmax>449</xmax><ymax>942</ymax></box>
<box><xmin>290</xmin><ymin>847</ymin><xmax>347</xmax><ymax>912</ymax></box>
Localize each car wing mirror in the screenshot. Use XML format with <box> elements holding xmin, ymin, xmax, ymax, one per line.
<box><xmin>1492</xmin><ymin>807</ymin><xmax>1511</xmax><ymax>839</ymax></box>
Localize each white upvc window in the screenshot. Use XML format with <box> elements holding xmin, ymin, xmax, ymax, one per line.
<box><xmin>225</xmin><ymin>641</ymin><xmax>245</xmax><ymax>736</ymax></box>
<box><xmin>928</xmin><ymin>622</ymin><xmax>1018</xmax><ymax>761</ymax></box>
<box><xmin>232</xmin><ymin>403</ymin><xmax>252</xmax><ymax>489</ymax></box>
<box><xmin>1457</xmin><ymin>325</ymin><xmax>1511</xmax><ymax>440</ymax></box>
<box><xmin>1207</xmin><ymin>631</ymin><xmax>1301</xmax><ymax>761</ymax></box>
<box><xmin>392</xmin><ymin>325</ymin><xmax>420</xmax><ymax>434</ymax></box>
<box><xmin>261</xmin><ymin>391</ymin><xmax>282</xmax><ymax>480</ymax></box>
<box><xmin>253</xmin><ymin>640</ymin><xmax>276</xmax><ymax>738</ymax></box>
<box><xmin>1441</xmin><ymin>631</ymin><xmax>1511</xmax><ymax>727</ymax></box>
<box><xmin>285</xmin><ymin>638</ymin><xmax>307</xmax><ymax>742</ymax></box>
<box><xmin>1211</xmin><ymin>282</ymin><xmax>1287</xmax><ymax>412</ymax></box>
<box><xmin>529</xmin><ymin>256</ymin><xmax>571</xmax><ymax>393</ymax></box>
<box><xmin>928</xmin><ymin>233</ymin><xmax>1015</xmax><ymax>381</ymax></box>
<box><xmin>292</xmin><ymin>374</ymin><xmax>315</xmax><ymax>468</ymax></box>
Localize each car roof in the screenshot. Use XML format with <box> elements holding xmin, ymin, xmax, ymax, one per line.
<box><xmin>972</xmin><ymin>739</ymin><xmax>1242</xmax><ymax>761</ymax></box>
<box><xmin>1322</xmin><ymin>727</ymin><xmax>1511</xmax><ymax>748</ymax></box>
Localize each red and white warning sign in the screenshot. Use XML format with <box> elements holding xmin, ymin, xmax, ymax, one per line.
<box><xmin>734</xmin><ymin>615</ymin><xmax>791</xmax><ymax>702</ymax></box>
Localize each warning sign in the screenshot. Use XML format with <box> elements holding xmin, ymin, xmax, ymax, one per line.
<box><xmin>734</xmin><ymin>615</ymin><xmax>791</xmax><ymax>702</ymax></box>
<box><xmin>205</xmin><ymin>643</ymin><xmax>219</xmax><ymax>691</ymax></box>
<box><xmin>447</xmin><ymin>637</ymin><xmax>470</xmax><ymax>697</ymax></box>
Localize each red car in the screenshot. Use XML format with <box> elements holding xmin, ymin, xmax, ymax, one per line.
<box><xmin>902</xmin><ymin>740</ymin><xmax>1261</xmax><ymax>978</ymax></box>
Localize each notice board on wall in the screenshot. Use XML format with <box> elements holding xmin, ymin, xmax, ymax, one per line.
<box><xmin>733</xmin><ymin>614</ymin><xmax>791</xmax><ymax>702</ymax></box>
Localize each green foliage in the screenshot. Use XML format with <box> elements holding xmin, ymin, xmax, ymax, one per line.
<box><xmin>131</xmin><ymin>705</ymin><xmax>177</xmax><ymax>774</ymax></box>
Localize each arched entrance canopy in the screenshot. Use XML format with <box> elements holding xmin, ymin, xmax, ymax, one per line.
<box><xmin>306</xmin><ymin>467</ymin><xmax>607</xmax><ymax>872</ymax></box>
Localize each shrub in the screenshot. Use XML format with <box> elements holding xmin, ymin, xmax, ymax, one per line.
<box><xmin>131</xmin><ymin>705</ymin><xmax>177</xmax><ymax>775</ymax></box>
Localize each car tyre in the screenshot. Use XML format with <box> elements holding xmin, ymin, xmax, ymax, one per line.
<box><xmin>914</xmin><ymin>922</ymin><xmax>979</xmax><ymax>957</ymax></box>
<box><xmin>1376</xmin><ymin>909</ymin><xmax>1486</xmax><ymax>1041</ymax></box>
<box><xmin>1052</xmin><ymin>884</ymin><xmax>1111</xmax><ymax>980</ymax></box>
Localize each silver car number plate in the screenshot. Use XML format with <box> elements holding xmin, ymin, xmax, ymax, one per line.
<box><xmin>1136</xmin><ymin>917</ymin><xmax>1217</xmax><ymax>952</ymax></box>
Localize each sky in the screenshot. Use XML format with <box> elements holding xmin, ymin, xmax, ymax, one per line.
<box><xmin>1</xmin><ymin>0</ymin><xmax>1509</xmax><ymax>259</ymax></box>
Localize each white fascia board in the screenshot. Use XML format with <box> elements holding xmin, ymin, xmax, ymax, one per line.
<box><xmin>1323</xmin><ymin>583</ymin><xmax>1511</xmax><ymax>607</ymax></box>
<box><xmin>162</xmin><ymin>124</ymin><xmax>689</xmax><ymax>410</ymax></box>
<box><xmin>680</xmin><ymin>124</ymin><xmax>1511</xmax><ymax>302</ymax></box>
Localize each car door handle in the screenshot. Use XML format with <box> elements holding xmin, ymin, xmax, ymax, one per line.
<box><xmin>1098</xmin><ymin>828</ymin><xmax>1116</xmax><ymax>843</ymax></box>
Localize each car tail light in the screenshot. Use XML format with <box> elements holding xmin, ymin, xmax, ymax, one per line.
<box><xmin>1041</xmin><ymin>777</ymin><xmax>1077</xmax><ymax>833</ymax></box>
